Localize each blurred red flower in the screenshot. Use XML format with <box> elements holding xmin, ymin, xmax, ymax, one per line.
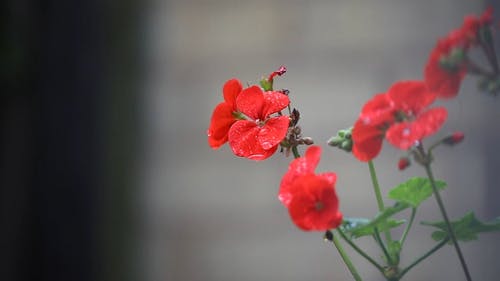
<box><xmin>352</xmin><ymin>81</ymin><xmax>447</xmax><ymax>161</ymax></box>
<box><xmin>424</xmin><ymin>7</ymin><xmax>494</xmax><ymax>99</ymax></box>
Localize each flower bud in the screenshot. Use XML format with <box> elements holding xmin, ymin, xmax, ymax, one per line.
<box><xmin>328</xmin><ymin>127</ymin><xmax>353</xmax><ymax>153</ymax></box>
<box><xmin>398</xmin><ymin>157</ymin><xmax>411</xmax><ymax>170</ymax></box>
<box><xmin>302</xmin><ymin>137</ymin><xmax>314</xmax><ymax>145</ymax></box>
<box><xmin>442</xmin><ymin>131</ymin><xmax>465</xmax><ymax>145</ymax></box>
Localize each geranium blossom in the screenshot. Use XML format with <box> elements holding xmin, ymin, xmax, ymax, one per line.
<box><xmin>207</xmin><ymin>79</ymin><xmax>243</xmax><ymax>148</ymax></box>
<box><xmin>287</xmin><ymin>175</ymin><xmax>343</xmax><ymax>231</ymax></box>
<box><xmin>279</xmin><ymin>146</ymin><xmax>341</xmax><ymax>231</ymax></box>
<box><xmin>228</xmin><ymin>86</ymin><xmax>290</xmax><ymax>160</ymax></box>
<box><xmin>352</xmin><ymin>81</ymin><xmax>447</xmax><ymax>161</ymax></box>
<box><xmin>424</xmin><ymin>7</ymin><xmax>494</xmax><ymax>99</ymax></box>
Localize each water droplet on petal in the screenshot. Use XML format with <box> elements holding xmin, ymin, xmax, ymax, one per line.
<box><xmin>402</xmin><ymin>127</ymin><xmax>411</xmax><ymax>136</ymax></box>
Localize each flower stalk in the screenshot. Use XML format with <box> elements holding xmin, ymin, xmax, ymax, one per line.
<box><xmin>326</xmin><ymin>231</ymin><xmax>363</xmax><ymax>281</ymax></box>
<box><xmin>423</xmin><ymin>161</ymin><xmax>473</xmax><ymax>281</ymax></box>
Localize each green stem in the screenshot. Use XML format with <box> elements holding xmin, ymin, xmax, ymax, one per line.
<box><xmin>399</xmin><ymin>208</ymin><xmax>416</xmax><ymax>246</ymax></box>
<box><xmin>398</xmin><ymin>238</ymin><xmax>449</xmax><ymax>279</ymax></box>
<box><xmin>368</xmin><ymin>161</ymin><xmax>393</xmax><ymax>243</ymax></box>
<box><xmin>423</xmin><ymin>163</ymin><xmax>473</xmax><ymax>281</ymax></box>
<box><xmin>291</xmin><ymin>146</ymin><xmax>300</xmax><ymax>159</ymax></box>
<box><xmin>373</xmin><ymin>227</ymin><xmax>393</xmax><ymax>265</ymax></box>
<box><xmin>330</xmin><ymin>232</ymin><xmax>363</xmax><ymax>281</ymax></box>
<box><xmin>337</xmin><ymin>228</ymin><xmax>385</xmax><ymax>273</ymax></box>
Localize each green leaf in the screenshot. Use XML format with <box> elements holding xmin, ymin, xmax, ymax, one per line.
<box><xmin>422</xmin><ymin>211</ymin><xmax>500</xmax><ymax>244</ymax></box>
<box><xmin>341</xmin><ymin>203</ymin><xmax>408</xmax><ymax>239</ymax></box>
<box><xmin>388</xmin><ymin>177</ymin><xmax>447</xmax><ymax>208</ymax></box>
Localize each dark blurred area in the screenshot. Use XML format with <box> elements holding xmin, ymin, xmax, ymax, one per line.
<box><xmin>1</xmin><ymin>1</ymin><xmax>143</xmax><ymax>281</ymax></box>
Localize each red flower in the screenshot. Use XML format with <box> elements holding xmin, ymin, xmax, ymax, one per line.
<box><xmin>352</xmin><ymin>81</ymin><xmax>447</xmax><ymax>161</ymax></box>
<box><xmin>352</xmin><ymin>119</ymin><xmax>385</xmax><ymax>162</ymax></box>
<box><xmin>461</xmin><ymin>6</ymin><xmax>494</xmax><ymax>45</ymax></box>
<box><xmin>279</xmin><ymin>146</ymin><xmax>341</xmax><ymax>231</ymax></box>
<box><xmin>287</xmin><ymin>175</ymin><xmax>343</xmax><ymax>231</ymax></box>
<box><xmin>207</xmin><ymin>79</ymin><xmax>243</xmax><ymax>148</ymax></box>
<box><xmin>228</xmin><ymin>86</ymin><xmax>290</xmax><ymax>160</ymax></box>
<box><xmin>424</xmin><ymin>36</ymin><xmax>467</xmax><ymax>99</ymax></box>
<box><xmin>424</xmin><ymin>7</ymin><xmax>494</xmax><ymax>99</ymax></box>
<box><xmin>385</xmin><ymin>81</ymin><xmax>447</xmax><ymax>150</ymax></box>
<box><xmin>385</xmin><ymin>107</ymin><xmax>447</xmax><ymax>150</ymax></box>
<box><xmin>279</xmin><ymin>146</ymin><xmax>336</xmax><ymax>206</ymax></box>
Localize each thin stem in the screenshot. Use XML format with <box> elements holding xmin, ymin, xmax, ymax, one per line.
<box><xmin>373</xmin><ymin>227</ymin><xmax>393</xmax><ymax>265</ymax></box>
<box><xmin>399</xmin><ymin>208</ymin><xmax>416</xmax><ymax>246</ymax></box>
<box><xmin>368</xmin><ymin>161</ymin><xmax>393</xmax><ymax>242</ymax></box>
<box><xmin>330</xmin><ymin>232</ymin><xmax>363</xmax><ymax>281</ymax></box>
<box><xmin>291</xmin><ymin>146</ymin><xmax>300</xmax><ymax>159</ymax></box>
<box><xmin>423</xmin><ymin>163</ymin><xmax>473</xmax><ymax>281</ymax></box>
<box><xmin>480</xmin><ymin>39</ymin><xmax>499</xmax><ymax>75</ymax></box>
<box><xmin>398</xmin><ymin>238</ymin><xmax>449</xmax><ymax>279</ymax></box>
<box><xmin>337</xmin><ymin>228</ymin><xmax>385</xmax><ymax>273</ymax></box>
<box><xmin>465</xmin><ymin>57</ymin><xmax>495</xmax><ymax>78</ymax></box>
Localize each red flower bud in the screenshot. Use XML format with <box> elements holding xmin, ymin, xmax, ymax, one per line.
<box><xmin>398</xmin><ymin>157</ymin><xmax>411</xmax><ymax>170</ymax></box>
<box><xmin>268</xmin><ymin>65</ymin><xmax>287</xmax><ymax>81</ymax></box>
<box><xmin>443</xmin><ymin>131</ymin><xmax>465</xmax><ymax>145</ymax></box>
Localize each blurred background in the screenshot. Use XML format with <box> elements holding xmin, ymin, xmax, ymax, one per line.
<box><xmin>2</xmin><ymin>0</ymin><xmax>500</xmax><ymax>281</ymax></box>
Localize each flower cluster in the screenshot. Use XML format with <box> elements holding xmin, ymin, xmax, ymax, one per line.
<box><xmin>208</xmin><ymin>7</ymin><xmax>500</xmax><ymax>281</ymax></box>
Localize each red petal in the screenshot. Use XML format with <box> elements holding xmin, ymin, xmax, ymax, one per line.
<box><xmin>279</xmin><ymin>146</ymin><xmax>322</xmax><ymax>207</ymax></box>
<box><xmin>235</xmin><ymin>86</ymin><xmax>265</xmax><ymax>120</ymax></box>
<box><xmin>287</xmin><ymin>175</ymin><xmax>342</xmax><ymax>231</ymax></box>
<box><xmin>424</xmin><ymin>39</ymin><xmax>466</xmax><ymax>99</ymax></box>
<box><xmin>258</xmin><ymin>116</ymin><xmax>290</xmax><ymax>150</ymax></box>
<box><xmin>228</xmin><ymin>120</ymin><xmax>276</xmax><ymax>160</ymax></box>
<box><xmin>223</xmin><ymin>79</ymin><xmax>243</xmax><ymax>106</ymax></box>
<box><xmin>413</xmin><ymin>107</ymin><xmax>448</xmax><ymax>138</ymax></box>
<box><xmin>385</xmin><ymin>122</ymin><xmax>424</xmax><ymax>150</ymax></box>
<box><xmin>387</xmin><ymin>80</ymin><xmax>437</xmax><ymax>114</ymax></box>
<box><xmin>318</xmin><ymin>172</ymin><xmax>337</xmax><ymax>186</ymax></box>
<box><xmin>207</xmin><ymin>102</ymin><xmax>236</xmax><ymax>148</ymax></box>
<box><xmin>352</xmin><ymin>119</ymin><xmax>384</xmax><ymax>161</ymax></box>
<box><xmin>359</xmin><ymin>93</ymin><xmax>395</xmax><ymax>126</ymax></box>
<box><xmin>262</xmin><ymin>91</ymin><xmax>290</xmax><ymax>117</ymax></box>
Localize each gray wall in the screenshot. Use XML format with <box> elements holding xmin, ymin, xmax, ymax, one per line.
<box><xmin>140</xmin><ymin>1</ymin><xmax>500</xmax><ymax>280</ymax></box>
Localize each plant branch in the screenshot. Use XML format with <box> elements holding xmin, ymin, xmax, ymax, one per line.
<box><xmin>329</xmin><ymin>231</ymin><xmax>363</xmax><ymax>281</ymax></box>
<box><xmin>373</xmin><ymin>227</ymin><xmax>393</xmax><ymax>266</ymax></box>
<box><xmin>368</xmin><ymin>161</ymin><xmax>393</xmax><ymax>243</ymax></box>
<box><xmin>399</xmin><ymin>207</ymin><xmax>416</xmax><ymax>246</ymax></box>
<box><xmin>423</xmin><ymin>162</ymin><xmax>473</xmax><ymax>281</ymax></box>
<box><xmin>337</xmin><ymin>228</ymin><xmax>385</xmax><ymax>273</ymax></box>
<box><xmin>397</xmin><ymin>238</ymin><xmax>449</xmax><ymax>279</ymax></box>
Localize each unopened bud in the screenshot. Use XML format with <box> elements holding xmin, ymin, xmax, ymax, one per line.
<box><xmin>340</xmin><ymin>140</ymin><xmax>352</xmax><ymax>152</ymax></box>
<box><xmin>327</xmin><ymin>136</ymin><xmax>343</xmax><ymax>146</ymax></box>
<box><xmin>442</xmin><ymin>132</ymin><xmax>465</xmax><ymax>145</ymax></box>
<box><xmin>302</xmin><ymin>137</ymin><xmax>314</xmax><ymax>145</ymax></box>
<box><xmin>268</xmin><ymin>65</ymin><xmax>287</xmax><ymax>82</ymax></box>
<box><xmin>398</xmin><ymin>157</ymin><xmax>411</xmax><ymax>171</ymax></box>
<box><xmin>327</xmin><ymin>127</ymin><xmax>353</xmax><ymax>153</ymax></box>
